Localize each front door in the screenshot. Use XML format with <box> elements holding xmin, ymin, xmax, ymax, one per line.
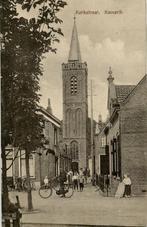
<box><xmin>100</xmin><ymin>155</ymin><xmax>109</xmax><ymax>175</ymax></box>
<box><xmin>71</xmin><ymin>162</ymin><xmax>79</xmax><ymax>173</ymax></box>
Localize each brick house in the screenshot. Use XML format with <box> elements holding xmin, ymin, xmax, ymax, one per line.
<box><xmin>34</xmin><ymin>104</ymin><xmax>61</xmax><ymax>186</ymax></box>
<box><xmin>95</xmin><ymin>68</ymin><xmax>147</xmax><ymax>195</ymax></box>
<box><xmin>120</xmin><ymin>75</ymin><xmax>147</xmax><ymax>194</ymax></box>
<box><xmin>95</xmin><ymin>117</ymin><xmax>109</xmax><ymax>177</ymax></box>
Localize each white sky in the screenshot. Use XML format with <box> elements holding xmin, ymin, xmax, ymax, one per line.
<box><xmin>38</xmin><ymin>0</ymin><xmax>146</xmax><ymax>121</ymax></box>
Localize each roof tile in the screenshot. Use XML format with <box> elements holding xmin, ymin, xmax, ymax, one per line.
<box><xmin>115</xmin><ymin>85</ymin><xmax>135</xmax><ymax>103</ymax></box>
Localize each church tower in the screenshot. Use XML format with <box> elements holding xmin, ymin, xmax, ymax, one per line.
<box><xmin>62</xmin><ymin>18</ymin><xmax>88</xmax><ymax>171</ymax></box>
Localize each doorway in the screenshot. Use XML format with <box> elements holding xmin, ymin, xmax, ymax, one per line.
<box><xmin>71</xmin><ymin>162</ymin><xmax>79</xmax><ymax>173</ymax></box>
<box><xmin>100</xmin><ymin>155</ymin><xmax>109</xmax><ymax>175</ymax></box>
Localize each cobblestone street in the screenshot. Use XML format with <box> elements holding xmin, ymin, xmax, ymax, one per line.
<box><xmin>9</xmin><ymin>185</ymin><xmax>147</xmax><ymax>227</ymax></box>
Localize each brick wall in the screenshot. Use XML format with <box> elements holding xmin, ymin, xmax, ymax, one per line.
<box><xmin>62</xmin><ymin>62</ymin><xmax>88</xmax><ymax>170</ymax></box>
<box><xmin>120</xmin><ymin>76</ymin><xmax>147</xmax><ymax>195</ymax></box>
<box><xmin>35</xmin><ymin>151</ymin><xmax>56</xmax><ymax>184</ymax></box>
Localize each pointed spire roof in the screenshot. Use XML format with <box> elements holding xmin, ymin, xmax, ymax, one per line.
<box><xmin>107</xmin><ymin>66</ymin><xmax>114</xmax><ymax>83</ymax></box>
<box><xmin>68</xmin><ymin>17</ymin><xmax>82</xmax><ymax>62</ymax></box>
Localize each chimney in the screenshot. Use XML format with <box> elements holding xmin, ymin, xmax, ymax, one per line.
<box><xmin>46</xmin><ymin>98</ymin><xmax>52</xmax><ymax>114</ymax></box>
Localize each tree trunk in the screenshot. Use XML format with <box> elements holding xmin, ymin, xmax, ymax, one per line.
<box><xmin>25</xmin><ymin>150</ymin><xmax>33</xmax><ymax>211</ymax></box>
<box><xmin>2</xmin><ymin>146</ymin><xmax>11</xmax><ymax>227</ymax></box>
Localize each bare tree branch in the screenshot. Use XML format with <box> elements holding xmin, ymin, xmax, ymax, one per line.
<box><xmin>6</xmin><ymin>149</ymin><xmax>19</xmax><ymax>171</ymax></box>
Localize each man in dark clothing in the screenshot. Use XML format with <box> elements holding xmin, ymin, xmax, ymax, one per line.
<box><xmin>59</xmin><ymin>168</ymin><xmax>67</xmax><ymax>197</ymax></box>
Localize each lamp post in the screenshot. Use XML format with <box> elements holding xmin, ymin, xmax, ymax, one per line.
<box><xmin>90</xmin><ymin>80</ymin><xmax>95</xmax><ymax>182</ymax></box>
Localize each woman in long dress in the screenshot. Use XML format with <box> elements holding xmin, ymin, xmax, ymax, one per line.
<box><xmin>115</xmin><ymin>178</ymin><xmax>125</xmax><ymax>198</ymax></box>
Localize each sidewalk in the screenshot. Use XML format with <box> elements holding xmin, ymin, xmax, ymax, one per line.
<box><xmin>9</xmin><ymin>185</ymin><xmax>147</xmax><ymax>227</ymax></box>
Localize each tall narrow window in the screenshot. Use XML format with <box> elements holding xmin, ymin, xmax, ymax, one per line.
<box><xmin>20</xmin><ymin>153</ymin><xmax>35</xmax><ymax>178</ymax></box>
<box><xmin>70</xmin><ymin>76</ymin><xmax>77</xmax><ymax>95</ymax></box>
<box><xmin>76</xmin><ymin>109</ymin><xmax>82</xmax><ymax>136</ymax></box>
<box><xmin>54</xmin><ymin>128</ymin><xmax>57</xmax><ymax>146</ymax></box>
<box><xmin>70</xmin><ymin>141</ymin><xmax>78</xmax><ymax>160</ymax></box>
<box><xmin>66</xmin><ymin>109</ymin><xmax>71</xmax><ymax>136</ymax></box>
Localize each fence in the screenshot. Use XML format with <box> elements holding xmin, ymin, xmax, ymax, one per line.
<box><xmin>96</xmin><ymin>174</ymin><xmax>110</xmax><ymax>196</ymax></box>
<box><xmin>2</xmin><ymin>211</ymin><xmax>22</xmax><ymax>227</ymax></box>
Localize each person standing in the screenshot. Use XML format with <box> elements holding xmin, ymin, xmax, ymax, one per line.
<box><xmin>79</xmin><ymin>168</ymin><xmax>83</xmax><ymax>176</ymax></box>
<box><xmin>115</xmin><ymin>177</ymin><xmax>125</xmax><ymax>198</ymax></box>
<box><xmin>72</xmin><ymin>171</ymin><xmax>79</xmax><ymax>191</ymax></box>
<box><xmin>59</xmin><ymin>168</ymin><xmax>67</xmax><ymax>197</ymax></box>
<box><xmin>79</xmin><ymin>174</ymin><xmax>84</xmax><ymax>192</ymax></box>
<box><xmin>67</xmin><ymin>169</ymin><xmax>73</xmax><ymax>185</ymax></box>
<box><xmin>123</xmin><ymin>174</ymin><xmax>132</xmax><ymax>198</ymax></box>
<box><xmin>83</xmin><ymin>167</ymin><xmax>87</xmax><ymax>184</ymax></box>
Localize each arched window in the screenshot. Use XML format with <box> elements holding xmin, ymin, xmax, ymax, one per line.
<box><xmin>75</xmin><ymin>108</ymin><xmax>82</xmax><ymax>136</ymax></box>
<box><xmin>66</xmin><ymin>109</ymin><xmax>71</xmax><ymax>136</ymax></box>
<box><xmin>70</xmin><ymin>141</ymin><xmax>78</xmax><ymax>160</ymax></box>
<box><xmin>70</xmin><ymin>76</ymin><xmax>77</xmax><ymax>95</ymax></box>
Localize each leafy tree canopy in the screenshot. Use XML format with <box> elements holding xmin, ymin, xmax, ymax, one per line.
<box><xmin>1</xmin><ymin>0</ymin><xmax>67</xmax><ymax>151</ymax></box>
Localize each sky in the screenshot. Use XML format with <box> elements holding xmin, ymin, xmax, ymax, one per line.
<box><xmin>37</xmin><ymin>0</ymin><xmax>146</xmax><ymax>121</ymax></box>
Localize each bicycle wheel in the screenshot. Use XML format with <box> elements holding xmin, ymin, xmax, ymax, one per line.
<box><xmin>52</xmin><ymin>177</ymin><xmax>60</xmax><ymax>191</ymax></box>
<box><xmin>64</xmin><ymin>184</ymin><xmax>74</xmax><ymax>198</ymax></box>
<box><xmin>39</xmin><ymin>185</ymin><xmax>52</xmax><ymax>198</ymax></box>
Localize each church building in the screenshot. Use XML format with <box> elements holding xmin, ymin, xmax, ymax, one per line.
<box><xmin>62</xmin><ymin>19</ymin><xmax>88</xmax><ymax>172</ymax></box>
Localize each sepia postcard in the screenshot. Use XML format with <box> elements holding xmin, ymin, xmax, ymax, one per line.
<box><xmin>1</xmin><ymin>0</ymin><xmax>147</xmax><ymax>226</ymax></box>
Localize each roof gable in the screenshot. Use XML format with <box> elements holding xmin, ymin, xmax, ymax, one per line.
<box><xmin>121</xmin><ymin>75</ymin><xmax>147</xmax><ymax>105</ymax></box>
<box><xmin>115</xmin><ymin>85</ymin><xmax>135</xmax><ymax>103</ymax></box>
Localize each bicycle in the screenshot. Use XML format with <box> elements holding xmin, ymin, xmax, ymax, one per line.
<box><xmin>22</xmin><ymin>178</ymin><xmax>36</xmax><ymax>191</ymax></box>
<box><xmin>39</xmin><ymin>177</ymin><xmax>74</xmax><ymax>199</ymax></box>
<box><xmin>15</xmin><ymin>177</ymin><xmax>36</xmax><ymax>191</ymax></box>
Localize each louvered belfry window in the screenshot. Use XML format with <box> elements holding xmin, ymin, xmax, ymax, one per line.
<box><xmin>70</xmin><ymin>76</ymin><xmax>77</xmax><ymax>95</ymax></box>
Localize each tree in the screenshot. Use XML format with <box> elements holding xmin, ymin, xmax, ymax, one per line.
<box><xmin>1</xmin><ymin>0</ymin><xmax>67</xmax><ymax>214</ymax></box>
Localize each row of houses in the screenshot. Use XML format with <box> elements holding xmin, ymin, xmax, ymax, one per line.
<box><xmin>6</xmin><ymin>99</ymin><xmax>70</xmax><ymax>188</ymax></box>
<box><xmin>5</xmin><ymin>68</ymin><xmax>147</xmax><ymax>195</ymax></box>
<box><xmin>94</xmin><ymin>68</ymin><xmax>147</xmax><ymax>195</ymax></box>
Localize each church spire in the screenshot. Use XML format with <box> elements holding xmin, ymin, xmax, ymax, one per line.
<box><xmin>68</xmin><ymin>17</ymin><xmax>82</xmax><ymax>62</ymax></box>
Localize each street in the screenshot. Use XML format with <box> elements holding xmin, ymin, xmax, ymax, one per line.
<box><xmin>9</xmin><ymin>184</ymin><xmax>147</xmax><ymax>227</ymax></box>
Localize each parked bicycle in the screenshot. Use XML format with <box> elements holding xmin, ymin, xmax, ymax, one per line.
<box><xmin>22</xmin><ymin>177</ymin><xmax>36</xmax><ymax>191</ymax></box>
<box><xmin>39</xmin><ymin>177</ymin><xmax>74</xmax><ymax>199</ymax></box>
<box><xmin>15</xmin><ymin>177</ymin><xmax>36</xmax><ymax>191</ymax></box>
<box><xmin>7</xmin><ymin>177</ymin><xmax>15</xmax><ymax>191</ymax></box>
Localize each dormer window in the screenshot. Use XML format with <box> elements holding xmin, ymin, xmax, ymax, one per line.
<box><xmin>70</xmin><ymin>76</ymin><xmax>77</xmax><ymax>95</ymax></box>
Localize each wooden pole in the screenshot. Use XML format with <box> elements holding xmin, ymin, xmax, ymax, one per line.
<box><xmin>90</xmin><ymin>80</ymin><xmax>94</xmax><ymax>182</ymax></box>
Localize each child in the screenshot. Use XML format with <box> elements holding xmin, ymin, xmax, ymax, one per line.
<box><xmin>79</xmin><ymin>174</ymin><xmax>84</xmax><ymax>192</ymax></box>
<box><xmin>123</xmin><ymin>174</ymin><xmax>132</xmax><ymax>198</ymax></box>
<box><xmin>72</xmin><ymin>172</ymin><xmax>79</xmax><ymax>191</ymax></box>
<box><xmin>44</xmin><ymin>176</ymin><xmax>49</xmax><ymax>187</ymax></box>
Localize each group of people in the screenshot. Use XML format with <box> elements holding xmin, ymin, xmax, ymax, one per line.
<box><xmin>43</xmin><ymin>167</ymin><xmax>88</xmax><ymax>197</ymax></box>
<box><xmin>44</xmin><ymin>171</ymin><xmax>132</xmax><ymax>198</ymax></box>
<box><xmin>67</xmin><ymin>168</ymin><xmax>85</xmax><ymax>192</ymax></box>
<box><xmin>115</xmin><ymin>174</ymin><xmax>132</xmax><ymax>198</ymax></box>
